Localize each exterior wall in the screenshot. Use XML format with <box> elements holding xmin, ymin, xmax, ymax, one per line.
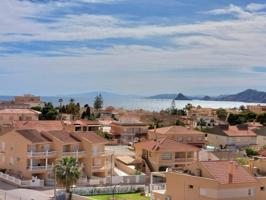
<box><xmin>153</xmin><ymin>172</ymin><xmax>259</xmax><ymax>200</ymax></box>
<box><xmin>135</xmin><ymin>146</ymin><xmax>197</xmax><ymax>171</ymax></box>
<box><xmin>110</xmin><ymin>124</ymin><xmax>148</xmax><ymax>144</ymax></box>
<box><xmin>257</xmin><ymin>135</ymin><xmax>266</xmax><ymax>150</ymax></box>
<box><xmin>0</xmin><ymin>131</ymin><xmax>31</xmax><ymax>179</ymax></box>
<box><xmin>0</xmin><ymin>112</ymin><xmax>39</xmax><ymax>124</ymax></box>
<box><xmin>207</xmin><ymin>134</ymin><xmax>257</xmax><ymax>148</ymax></box>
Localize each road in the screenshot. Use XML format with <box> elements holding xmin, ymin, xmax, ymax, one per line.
<box><xmin>0</xmin><ymin>181</ymin><xmax>52</xmax><ymax>200</ymax></box>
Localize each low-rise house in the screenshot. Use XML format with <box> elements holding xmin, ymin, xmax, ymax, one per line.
<box><xmin>152</xmin><ymin>160</ymin><xmax>266</xmax><ymax>200</ymax></box>
<box><xmin>254</xmin><ymin>126</ymin><xmax>266</xmax><ymax>150</ymax></box>
<box><xmin>206</xmin><ymin>124</ymin><xmax>257</xmax><ymax>149</ymax></box>
<box><xmin>148</xmin><ymin>126</ymin><xmax>205</xmax><ymax>148</ymax></box>
<box><xmin>247</xmin><ymin>105</ymin><xmax>266</xmax><ymax>114</ymax></box>
<box><xmin>63</xmin><ymin>120</ymin><xmax>100</xmax><ymax>132</ymax></box>
<box><xmin>0</xmin><ymin>109</ymin><xmax>40</xmax><ymax>125</ymax></box>
<box><xmin>0</xmin><ymin>101</ymin><xmax>30</xmax><ymax>109</ymax></box>
<box><xmin>0</xmin><ymin>129</ymin><xmax>113</xmax><ymax>183</ymax></box>
<box><xmin>109</xmin><ymin>119</ymin><xmax>148</xmax><ymax>144</ymax></box>
<box><xmin>14</xmin><ymin>120</ymin><xmax>64</xmax><ymax>132</ymax></box>
<box><xmin>135</xmin><ymin>138</ymin><xmax>199</xmax><ymax>172</ymax></box>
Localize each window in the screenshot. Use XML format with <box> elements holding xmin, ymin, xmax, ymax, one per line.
<box><xmin>260</xmin><ymin>186</ymin><xmax>265</xmax><ymax>191</ymax></box>
<box><xmin>161</xmin><ymin>153</ymin><xmax>172</xmax><ymax>160</ymax></box>
<box><xmin>177</xmin><ymin>136</ymin><xmax>183</xmax><ymax>142</ymax></box>
<box><xmin>187</xmin><ymin>137</ymin><xmax>192</xmax><ymax>142</ymax></box>
<box><xmin>189</xmin><ymin>185</ymin><xmax>194</xmax><ymax>189</ymax></box>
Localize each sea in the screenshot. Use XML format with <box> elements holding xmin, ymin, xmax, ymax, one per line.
<box><xmin>0</xmin><ymin>95</ymin><xmax>265</xmax><ymax>112</ymax></box>
<box><xmin>42</xmin><ymin>97</ymin><xmax>266</xmax><ymax>112</ymax></box>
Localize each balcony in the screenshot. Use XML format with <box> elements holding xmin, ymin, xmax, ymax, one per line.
<box><xmin>27</xmin><ymin>151</ymin><xmax>57</xmax><ymax>158</ymax></box>
<box><xmin>62</xmin><ymin>151</ymin><xmax>86</xmax><ymax>158</ymax></box>
<box><xmin>175</xmin><ymin>158</ymin><xmax>195</xmax><ymax>162</ymax></box>
<box><xmin>27</xmin><ymin>165</ymin><xmax>53</xmax><ymax>172</ymax></box>
<box><xmin>92</xmin><ymin>165</ymin><xmax>106</xmax><ymax>172</ymax></box>
<box><xmin>92</xmin><ymin>150</ymin><xmax>113</xmax><ymax>157</ymax></box>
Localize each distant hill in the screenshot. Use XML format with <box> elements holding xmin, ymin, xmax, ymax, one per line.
<box><xmin>146</xmin><ymin>94</ymin><xmax>177</xmax><ymax>99</ymax></box>
<box><xmin>216</xmin><ymin>89</ymin><xmax>266</xmax><ymax>103</ymax></box>
<box><xmin>146</xmin><ymin>89</ymin><xmax>266</xmax><ymax>103</ymax></box>
<box><xmin>175</xmin><ymin>93</ymin><xmax>191</xmax><ymax>100</ymax></box>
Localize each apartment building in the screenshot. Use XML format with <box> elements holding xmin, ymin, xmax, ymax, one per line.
<box><xmin>135</xmin><ymin>138</ymin><xmax>199</xmax><ymax>172</ymax></box>
<box><xmin>109</xmin><ymin>119</ymin><xmax>148</xmax><ymax>144</ymax></box>
<box><xmin>152</xmin><ymin>160</ymin><xmax>266</xmax><ymax>200</ymax></box>
<box><xmin>247</xmin><ymin>105</ymin><xmax>266</xmax><ymax>114</ymax></box>
<box><xmin>206</xmin><ymin>124</ymin><xmax>257</xmax><ymax>149</ymax></box>
<box><xmin>0</xmin><ymin>109</ymin><xmax>40</xmax><ymax>125</ymax></box>
<box><xmin>0</xmin><ymin>129</ymin><xmax>113</xmax><ymax>183</ymax></box>
<box><xmin>14</xmin><ymin>94</ymin><xmax>42</xmax><ymax>107</ymax></box>
<box><xmin>148</xmin><ymin>126</ymin><xmax>205</xmax><ymax>147</ymax></box>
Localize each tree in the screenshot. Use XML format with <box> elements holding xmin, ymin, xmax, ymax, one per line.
<box><xmin>216</xmin><ymin>108</ymin><xmax>228</xmax><ymax>121</ymax></box>
<box><xmin>81</xmin><ymin>106</ymin><xmax>91</xmax><ymax>119</ymax></box>
<box><xmin>70</xmin><ymin>98</ymin><xmax>75</xmax><ymax>103</ymax></box>
<box><xmin>58</xmin><ymin>98</ymin><xmax>63</xmax><ymax>110</ymax></box>
<box><xmin>257</xmin><ymin>113</ymin><xmax>266</xmax><ymax>125</ymax></box>
<box><xmin>94</xmin><ymin>94</ymin><xmax>103</xmax><ymax>111</ymax></box>
<box><xmin>39</xmin><ymin>102</ymin><xmax>58</xmax><ymax>120</ymax></box>
<box><xmin>198</xmin><ymin>118</ymin><xmax>206</xmax><ymax>130</ymax></box>
<box><xmin>55</xmin><ymin>157</ymin><xmax>81</xmax><ymax>200</ymax></box>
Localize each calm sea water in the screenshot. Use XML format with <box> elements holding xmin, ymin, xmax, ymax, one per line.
<box><xmin>42</xmin><ymin>96</ymin><xmax>266</xmax><ymax>112</ymax></box>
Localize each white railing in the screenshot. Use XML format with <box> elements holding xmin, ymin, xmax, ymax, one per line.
<box><xmin>27</xmin><ymin>151</ymin><xmax>57</xmax><ymax>157</ymax></box>
<box><xmin>63</xmin><ymin>151</ymin><xmax>86</xmax><ymax>157</ymax></box>
<box><xmin>151</xmin><ymin>183</ymin><xmax>166</xmax><ymax>190</ymax></box>
<box><xmin>0</xmin><ymin>172</ymin><xmax>44</xmax><ymax>188</ymax></box>
<box><xmin>28</xmin><ymin>165</ymin><xmax>53</xmax><ymax>171</ymax></box>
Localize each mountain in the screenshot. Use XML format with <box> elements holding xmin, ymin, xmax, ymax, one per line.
<box><xmin>175</xmin><ymin>93</ymin><xmax>191</xmax><ymax>100</ymax></box>
<box><xmin>216</xmin><ymin>89</ymin><xmax>266</xmax><ymax>103</ymax></box>
<box><xmin>61</xmin><ymin>91</ymin><xmax>142</xmax><ymax>99</ymax></box>
<box><xmin>146</xmin><ymin>94</ymin><xmax>177</xmax><ymax>99</ymax></box>
<box><xmin>201</xmin><ymin>96</ymin><xmax>212</xmax><ymax>101</ymax></box>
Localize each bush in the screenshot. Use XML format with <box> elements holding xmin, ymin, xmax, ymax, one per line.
<box><xmin>245</xmin><ymin>147</ymin><xmax>258</xmax><ymax>157</ymax></box>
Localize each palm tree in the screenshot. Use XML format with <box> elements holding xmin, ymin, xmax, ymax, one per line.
<box><xmin>70</xmin><ymin>98</ymin><xmax>75</xmax><ymax>104</ymax></box>
<box><xmin>55</xmin><ymin>157</ymin><xmax>81</xmax><ymax>200</ymax></box>
<box><xmin>58</xmin><ymin>98</ymin><xmax>63</xmax><ymax>109</ymax></box>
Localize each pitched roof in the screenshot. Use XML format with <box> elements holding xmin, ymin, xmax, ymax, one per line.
<box><xmin>135</xmin><ymin>138</ymin><xmax>199</xmax><ymax>152</ymax></box>
<box><xmin>14</xmin><ymin>120</ymin><xmax>64</xmax><ymax>132</ymax></box>
<box><xmin>0</xmin><ymin>109</ymin><xmax>41</xmax><ymax>114</ymax></box>
<box><xmin>16</xmin><ymin>129</ymin><xmax>52</xmax><ymax>143</ymax></box>
<box><xmin>71</xmin><ymin>132</ymin><xmax>107</xmax><ymax>143</ymax></box>
<box><xmin>207</xmin><ymin>126</ymin><xmax>257</xmax><ymax>137</ymax></box>
<box><xmin>48</xmin><ymin>130</ymin><xmax>80</xmax><ymax>143</ymax></box>
<box><xmin>149</xmin><ymin>126</ymin><xmax>204</xmax><ymax>136</ymax></box>
<box><xmin>201</xmin><ymin>161</ymin><xmax>257</xmax><ymax>184</ymax></box>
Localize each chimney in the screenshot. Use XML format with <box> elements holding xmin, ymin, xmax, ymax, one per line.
<box><xmin>228</xmin><ymin>161</ymin><xmax>234</xmax><ymax>183</ymax></box>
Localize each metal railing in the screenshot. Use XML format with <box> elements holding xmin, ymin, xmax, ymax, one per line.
<box><xmin>27</xmin><ymin>151</ymin><xmax>57</xmax><ymax>157</ymax></box>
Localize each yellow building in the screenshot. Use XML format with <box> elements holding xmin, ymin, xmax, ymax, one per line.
<box><xmin>0</xmin><ymin>129</ymin><xmax>113</xmax><ymax>183</ymax></box>
<box><xmin>152</xmin><ymin>160</ymin><xmax>266</xmax><ymax>200</ymax></box>
<box><xmin>135</xmin><ymin>138</ymin><xmax>199</xmax><ymax>172</ymax></box>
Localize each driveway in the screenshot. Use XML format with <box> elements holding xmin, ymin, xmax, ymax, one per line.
<box><xmin>105</xmin><ymin>145</ymin><xmax>135</xmax><ymax>157</ymax></box>
<box><xmin>0</xmin><ymin>181</ymin><xmax>52</xmax><ymax>200</ymax></box>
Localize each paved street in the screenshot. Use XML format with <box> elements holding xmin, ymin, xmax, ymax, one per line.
<box><xmin>0</xmin><ymin>181</ymin><xmax>52</xmax><ymax>200</ymax></box>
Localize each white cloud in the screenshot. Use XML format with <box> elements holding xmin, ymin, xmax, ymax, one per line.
<box><xmin>246</xmin><ymin>3</ymin><xmax>266</xmax><ymax>12</ymax></box>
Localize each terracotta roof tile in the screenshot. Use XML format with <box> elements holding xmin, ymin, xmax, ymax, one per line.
<box><xmin>17</xmin><ymin>129</ymin><xmax>52</xmax><ymax>143</ymax></box>
<box><xmin>201</xmin><ymin>160</ymin><xmax>257</xmax><ymax>184</ymax></box>
<box><xmin>149</xmin><ymin>126</ymin><xmax>204</xmax><ymax>136</ymax></box>
<box><xmin>71</xmin><ymin>132</ymin><xmax>107</xmax><ymax>143</ymax></box>
<box><xmin>15</xmin><ymin>120</ymin><xmax>64</xmax><ymax>132</ymax></box>
<box><xmin>48</xmin><ymin>130</ymin><xmax>80</xmax><ymax>143</ymax></box>
<box><xmin>135</xmin><ymin>138</ymin><xmax>199</xmax><ymax>152</ymax></box>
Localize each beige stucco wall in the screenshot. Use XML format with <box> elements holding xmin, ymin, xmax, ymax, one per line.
<box><xmin>207</xmin><ymin>134</ymin><xmax>257</xmax><ymax>147</ymax></box>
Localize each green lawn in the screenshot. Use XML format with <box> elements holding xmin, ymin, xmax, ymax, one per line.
<box><xmin>87</xmin><ymin>193</ymin><xmax>149</xmax><ymax>200</ymax></box>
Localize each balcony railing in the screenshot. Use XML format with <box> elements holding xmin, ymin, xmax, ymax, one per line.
<box><xmin>62</xmin><ymin>151</ymin><xmax>86</xmax><ymax>157</ymax></box>
<box><xmin>175</xmin><ymin>157</ymin><xmax>195</xmax><ymax>162</ymax></box>
<box><xmin>92</xmin><ymin>165</ymin><xmax>105</xmax><ymax>171</ymax></box>
<box><xmin>27</xmin><ymin>165</ymin><xmax>53</xmax><ymax>171</ymax></box>
<box><xmin>27</xmin><ymin>151</ymin><xmax>57</xmax><ymax>157</ymax></box>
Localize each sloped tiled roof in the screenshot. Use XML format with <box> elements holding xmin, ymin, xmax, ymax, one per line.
<box><xmin>17</xmin><ymin>129</ymin><xmax>52</xmax><ymax>143</ymax></box>
<box><xmin>48</xmin><ymin>130</ymin><xmax>80</xmax><ymax>143</ymax></box>
<box><xmin>149</xmin><ymin>126</ymin><xmax>204</xmax><ymax>136</ymax></box>
<box><xmin>135</xmin><ymin>138</ymin><xmax>199</xmax><ymax>152</ymax></box>
<box><xmin>71</xmin><ymin>132</ymin><xmax>107</xmax><ymax>143</ymax></box>
<box><xmin>15</xmin><ymin>120</ymin><xmax>64</xmax><ymax>132</ymax></box>
<box><xmin>201</xmin><ymin>160</ymin><xmax>257</xmax><ymax>184</ymax></box>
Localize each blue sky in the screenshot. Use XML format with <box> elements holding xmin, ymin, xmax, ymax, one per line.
<box><xmin>0</xmin><ymin>0</ymin><xmax>266</xmax><ymax>96</ymax></box>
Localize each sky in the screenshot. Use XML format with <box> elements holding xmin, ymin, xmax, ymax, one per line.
<box><xmin>0</xmin><ymin>0</ymin><xmax>266</xmax><ymax>96</ymax></box>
